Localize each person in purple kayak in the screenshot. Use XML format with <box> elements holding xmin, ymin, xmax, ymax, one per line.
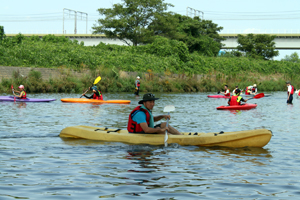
<box><xmin>13</xmin><ymin>85</ymin><xmax>27</xmax><ymax>99</ymax></box>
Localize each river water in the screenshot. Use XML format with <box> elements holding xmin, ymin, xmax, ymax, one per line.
<box><xmin>1</xmin><ymin>92</ymin><xmax>300</xmax><ymax>199</ymax></box>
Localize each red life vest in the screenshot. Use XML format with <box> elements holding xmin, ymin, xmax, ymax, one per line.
<box><xmin>229</xmin><ymin>95</ymin><xmax>241</xmax><ymax>106</ymax></box>
<box><xmin>224</xmin><ymin>89</ymin><xmax>230</xmax><ymax>96</ymax></box>
<box><xmin>288</xmin><ymin>85</ymin><xmax>294</xmax><ymax>95</ymax></box>
<box><xmin>20</xmin><ymin>91</ymin><xmax>27</xmax><ymax>99</ymax></box>
<box><xmin>298</xmin><ymin>90</ymin><xmax>300</xmax><ymax>96</ymax></box>
<box><xmin>251</xmin><ymin>87</ymin><xmax>256</xmax><ymax>92</ymax></box>
<box><xmin>93</xmin><ymin>91</ymin><xmax>103</xmax><ymax>100</ymax></box>
<box><xmin>137</xmin><ymin>81</ymin><xmax>140</xmax><ymax>87</ymax></box>
<box><xmin>127</xmin><ymin>106</ymin><xmax>151</xmax><ymax>133</ymax></box>
<box><xmin>245</xmin><ymin>87</ymin><xmax>250</xmax><ymax>95</ymax></box>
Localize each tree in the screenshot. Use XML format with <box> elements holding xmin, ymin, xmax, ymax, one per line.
<box><xmin>148</xmin><ymin>14</ymin><xmax>224</xmax><ymax>56</ymax></box>
<box><xmin>282</xmin><ymin>52</ymin><xmax>299</xmax><ymax>63</ymax></box>
<box><xmin>0</xmin><ymin>26</ymin><xmax>4</xmax><ymax>42</ymax></box>
<box><xmin>92</xmin><ymin>0</ymin><xmax>173</xmax><ymax>46</ymax></box>
<box><xmin>237</xmin><ymin>34</ymin><xmax>279</xmax><ymax>60</ymax></box>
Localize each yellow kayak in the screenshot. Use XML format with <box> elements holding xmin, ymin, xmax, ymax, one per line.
<box><xmin>60</xmin><ymin>126</ymin><xmax>272</xmax><ymax>148</ymax></box>
<box><xmin>61</xmin><ymin>98</ymin><xmax>131</xmax><ymax>104</ymax></box>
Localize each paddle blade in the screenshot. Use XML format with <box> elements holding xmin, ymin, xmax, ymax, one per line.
<box><xmin>253</xmin><ymin>93</ymin><xmax>264</xmax><ymax>99</ymax></box>
<box><xmin>93</xmin><ymin>76</ymin><xmax>101</xmax><ymax>85</ymax></box>
<box><xmin>163</xmin><ymin>105</ymin><xmax>175</xmax><ymax>112</ymax></box>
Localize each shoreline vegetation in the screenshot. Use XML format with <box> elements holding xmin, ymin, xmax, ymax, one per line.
<box><xmin>0</xmin><ymin>34</ymin><xmax>299</xmax><ymax>93</ymax></box>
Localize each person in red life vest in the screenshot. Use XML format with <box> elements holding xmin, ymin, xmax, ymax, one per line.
<box><xmin>227</xmin><ymin>89</ymin><xmax>248</xmax><ymax>106</ymax></box>
<box><xmin>127</xmin><ymin>93</ymin><xmax>182</xmax><ymax>135</ymax></box>
<box><xmin>286</xmin><ymin>81</ymin><xmax>294</xmax><ymax>104</ymax></box>
<box><xmin>220</xmin><ymin>85</ymin><xmax>230</xmax><ymax>96</ymax></box>
<box><xmin>134</xmin><ymin>76</ymin><xmax>141</xmax><ymax>96</ymax></box>
<box><xmin>13</xmin><ymin>85</ymin><xmax>27</xmax><ymax>99</ymax></box>
<box><xmin>296</xmin><ymin>88</ymin><xmax>300</xmax><ymax>98</ymax></box>
<box><xmin>245</xmin><ymin>84</ymin><xmax>257</xmax><ymax>95</ymax></box>
<box><xmin>232</xmin><ymin>85</ymin><xmax>243</xmax><ymax>95</ymax></box>
<box><xmin>82</xmin><ymin>86</ymin><xmax>103</xmax><ymax>100</ymax></box>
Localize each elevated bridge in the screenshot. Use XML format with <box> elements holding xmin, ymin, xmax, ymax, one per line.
<box><xmin>5</xmin><ymin>33</ymin><xmax>300</xmax><ymax>49</ymax></box>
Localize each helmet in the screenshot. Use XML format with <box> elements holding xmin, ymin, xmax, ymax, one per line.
<box><xmin>91</xmin><ymin>86</ymin><xmax>97</xmax><ymax>91</ymax></box>
<box><xmin>253</xmin><ymin>84</ymin><xmax>257</xmax><ymax>87</ymax></box>
<box><xmin>18</xmin><ymin>85</ymin><xmax>24</xmax><ymax>89</ymax></box>
<box><xmin>137</xmin><ymin>76</ymin><xmax>140</xmax><ymax>79</ymax></box>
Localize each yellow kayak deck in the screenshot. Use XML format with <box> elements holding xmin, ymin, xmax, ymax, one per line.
<box><xmin>61</xmin><ymin>98</ymin><xmax>131</xmax><ymax>104</ymax></box>
<box><xmin>60</xmin><ymin>126</ymin><xmax>272</xmax><ymax>148</ymax></box>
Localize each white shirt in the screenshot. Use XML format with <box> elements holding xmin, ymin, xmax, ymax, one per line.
<box><xmin>287</xmin><ymin>85</ymin><xmax>292</xmax><ymax>93</ymax></box>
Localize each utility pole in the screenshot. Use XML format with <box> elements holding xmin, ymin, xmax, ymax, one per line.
<box><xmin>63</xmin><ymin>8</ymin><xmax>88</xmax><ymax>34</ymax></box>
<box><xmin>186</xmin><ymin>7</ymin><xmax>204</xmax><ymax>19</ymax></box>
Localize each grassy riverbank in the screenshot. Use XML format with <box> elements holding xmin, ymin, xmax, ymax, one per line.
<box><xmin>0</xmin><ymin>66</ymin><xmax>297</xmax><ymax>94</ymax></box>
<box><xmin>0</xmin><ymin>34</ymin><xmax>299</xmax><ymax>93</ymax></box>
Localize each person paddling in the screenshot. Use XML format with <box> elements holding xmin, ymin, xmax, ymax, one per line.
<box><xmin>82</xmin><ymin>86</ymin><xmax>103</xmax><ymax>100</ymax></box>
<box><xmin>13</xmin><ymin>85</ymin><xmax>27</xmax><ymax>99</ymax></box>
<box><xmin>228</xmin><ymin>89</ymin><xmax>248</xmax><ymax>106</ymax></box>
<box><xmin>245</xmin><ymin>84</ymin><xmax>257</xmax><ymax>95</ymax></box>
<box><xmin>127</xmin><ymin>93</ymin><xmax>182</xmax><ymax>135</ymax></box>
<box><xmin>134</xmin><ymin>76</ymin><xmax>141</xmax><ymax>96</ymax></box>
<box><xmin>286</xmin><ymin>81</ymin><xmax>294</xmax><ymax>104</ymax></box>
<box><xmin>233</xmin><ymin>86</ymin><xmax>242</xmax><ymax>95</ymax></box>
<box><xmin>220</xmin><ymin>85</ymin><xmax>230</xmax><ymax>96</ymax></box>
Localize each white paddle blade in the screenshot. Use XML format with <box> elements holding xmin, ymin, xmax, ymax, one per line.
<box><xmin>163</xmin><ymin>105</ymin><xmax>175</xmax><ymax>112</ymax></box>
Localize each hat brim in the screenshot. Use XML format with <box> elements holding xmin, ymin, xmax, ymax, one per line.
<box><xmin>138</xmin><ymin>98</ymin><xmax>159</xmax><ymax>104</ymax></box>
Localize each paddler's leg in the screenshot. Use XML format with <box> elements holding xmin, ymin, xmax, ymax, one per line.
<box><xmin>160</xmin><ymin>122</ymin><xmax>182</xmax><ymax>135</ymax></box>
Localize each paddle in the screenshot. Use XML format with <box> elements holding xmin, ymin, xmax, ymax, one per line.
<box><xmin>163</xmin><ymin>105</ymin><xmax>175</xmax><ymax>147</ymax></box>
<box><xmin>247</xmin><ymin>93</ymin><xmax>264</xmax><ymax>100</ymax></box>
<box><xmin>80</xmin><ymin>76</ymin><xmax>101</xmax><ymax>98</ymax></box>
<box><xmin>11</xmin><ymin>85</ymin><xmax>16</xmax><ymax>102</ymax></box>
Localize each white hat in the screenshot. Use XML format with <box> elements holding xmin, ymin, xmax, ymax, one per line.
<box><xmin>137</xmin><ymin>76</ymin><xmax>140</xmax><ymax>79</ymax></box>
<box><xmin>253</xmin><ymin>84</ymin><xmax>257</xmax><ymax>87</ymax></box>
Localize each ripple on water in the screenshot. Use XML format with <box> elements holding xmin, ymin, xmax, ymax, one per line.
<box><xmin>1</xmin><ymin>92</ymin><xmax>300</xmax><ymax>199</ymax></box>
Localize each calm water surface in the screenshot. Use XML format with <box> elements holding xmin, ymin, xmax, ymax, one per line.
<box><xmin>1</xmin><ymin>92</ymin><xmax>300</xmax><ymax>199</ymax></box>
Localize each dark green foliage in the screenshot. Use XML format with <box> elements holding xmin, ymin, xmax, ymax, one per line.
<box><xmin>237</xmin><ymin>34</ymin><xmax>279</xmax><ymax>60</ymax></box>
<box><xmin>93</xmin><ymin>0</ymin><xmax>173</xmax><ymax>46</ymax></box>
<box><xmin>0</xmin><ymin>26</ymin><xmax>4</xmax><ymax>42</ymax></box>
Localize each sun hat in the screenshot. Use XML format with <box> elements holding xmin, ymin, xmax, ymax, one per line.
<box><xmin>138</xmin><ymin>93</ymin><xmax>159</xmax><ymax>104</ymax></box>
<box><xmin>253</xmin><ymin>84</ymin><xmax>257</xmax><ymax>87</ymax></box>
<box><xmin>137</xmin><ymin>76</ymin><xmax>140</xmax><ymax>79</ymax></box>
<box><xmin>18</xmin><ymin>85</ymin><xmax>24</xmax><ymax>89</ymax></box>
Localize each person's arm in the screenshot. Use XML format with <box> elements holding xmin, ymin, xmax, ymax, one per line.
<box><xmin>140</xmin><ymin>122</ymin><xmax>168</xmax><ymax>134</ymax></box>
<box><xmin>82</xmin><ymin>94</ymin><xmax>93</xmax><ymax>99</ymax></box>
<box><xmin>241</xmin><ymin>97</ymin><xmax>248</xmax><ymax>102</ymax></box>
<box><xmin>153</xmin><ymin>115</ymin><xmax>170</xmax><ymax>122</ymax></box>
<box><xmin>228</xmin><ymin>97</ymin><xmax>231</xmax><ymax>105</ymax></box>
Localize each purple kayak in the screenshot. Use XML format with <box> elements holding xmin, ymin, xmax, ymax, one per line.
<box><xmin>0</xmin><ymin>96</ymin><xmax>56</xmax><ymax>102</ymax></box>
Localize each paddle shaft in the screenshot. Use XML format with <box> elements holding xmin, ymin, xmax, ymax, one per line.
<box><xmin>164</xmin><ymin>112</ymin><xmax>170</xmax><ymax>147</ymax></box>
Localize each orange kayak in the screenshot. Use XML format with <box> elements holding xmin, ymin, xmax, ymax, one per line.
<box><xmin>61</xmin><ymin>98</ymin><xmax>131</xmax><ymax>104</ymax></box>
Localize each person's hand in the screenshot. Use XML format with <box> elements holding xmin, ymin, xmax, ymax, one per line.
<box><xmin>160</xmin><ymin>127</ymin><xmax>169</xmax><ymax>134</ymax></box>
<box><xmin>164</xmin><ymin>115</ymin><xmax>170</xmax><ymax>120</ymax></box>
<box><xmin>244</xmin><ymin>99</ymin><xmax>248</xmax><ymax>102</ymax></box>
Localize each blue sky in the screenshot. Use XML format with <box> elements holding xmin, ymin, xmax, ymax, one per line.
<box><xmin>1</xmin><ymin>0</ymin><xmax>300</xmax><ymax>59</ymax></box>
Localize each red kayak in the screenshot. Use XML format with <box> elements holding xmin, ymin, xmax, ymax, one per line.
<box><xmin>208</xmin><ymin>95</ymin><xmax>230</xmax><ymax>98</ymax></box>
<box><xmin>216</xmin><ymin>103</ymin><xmax>257</xmax><ymax>110</ymax></box>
